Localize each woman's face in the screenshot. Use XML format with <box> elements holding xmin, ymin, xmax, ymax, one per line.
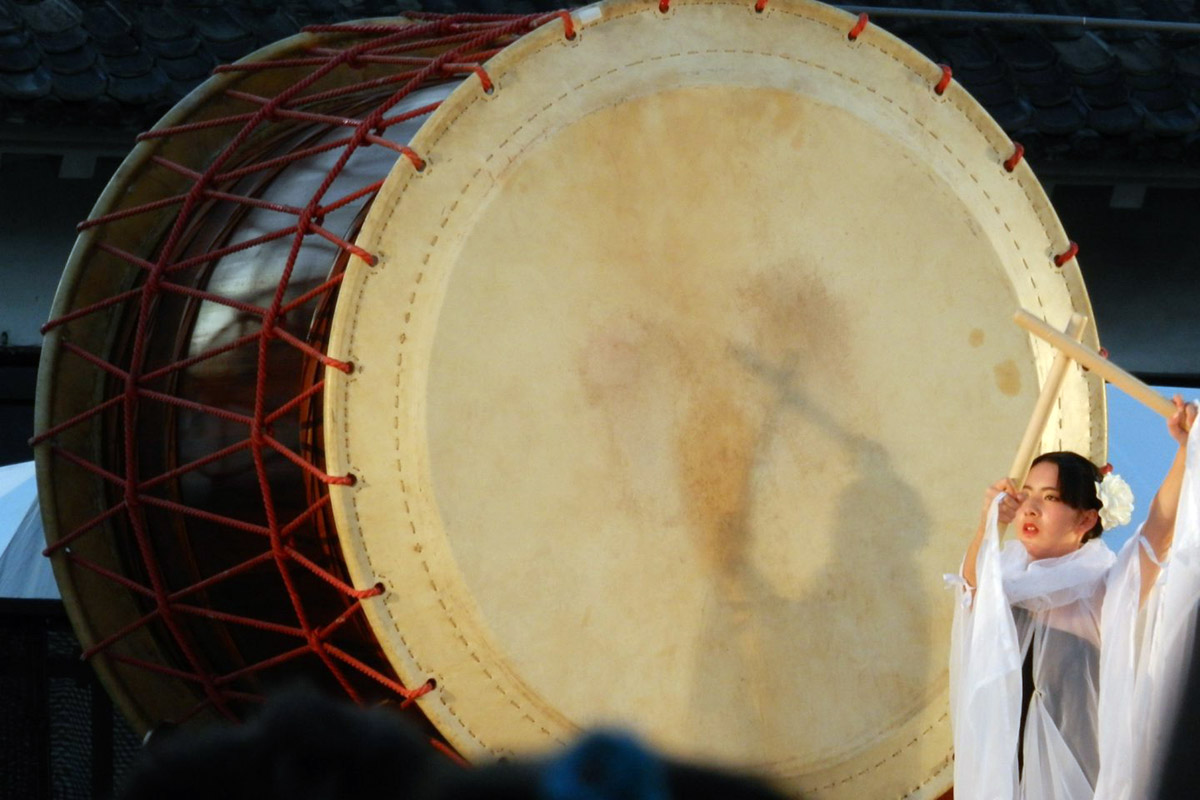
<box><xmin>1016</xmin><ymin>461</ymin><xmax>1097</xmax><ymax>560</ymax></box>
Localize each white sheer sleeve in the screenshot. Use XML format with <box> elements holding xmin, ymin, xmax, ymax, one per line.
<box><xmin>1094</xmin><ymin>528</ymin><xmax>1141</xmax><ymax>800</ymax></box>
<box><xmin>1097</xmin><ymin>419</ymin><xmax>1200</xmax><ymax>799</ymax></box>
<box><xmin>950</xmin><ymin>495</ymin><xmax>1022</xmax><ymax>800</ymax></box>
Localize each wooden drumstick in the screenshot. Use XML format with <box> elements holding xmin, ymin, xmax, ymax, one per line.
<box><xmin>1007</xmin><ymin>311</ymin><xmax>1089</xmax><ymax>492</ymax></box>
<box><xmin>1014</xmin><ymin>309</ymin><xmax>1177</xmax><ymax>419</ymax></box>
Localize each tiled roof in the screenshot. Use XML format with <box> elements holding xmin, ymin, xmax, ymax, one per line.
<box><xmin>2</xmin><ymin>0</ymin><xmax>1200</xmax><ymax>164</ymax></box>
<box><xmin>878</xmin><ymin>1</ymin><xmax>1200</xmax><ymax>164</ymax></box>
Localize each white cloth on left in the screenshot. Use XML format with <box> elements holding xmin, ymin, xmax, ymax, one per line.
<box><xmin>0</xmin><ymin>461</ymin><xmax>58</xmax><ymax>600</ymax></box>
<box><xmin>949</xmin><ymin>497</ymin><xmax>1114</xmax><ymax>800</ymax></box>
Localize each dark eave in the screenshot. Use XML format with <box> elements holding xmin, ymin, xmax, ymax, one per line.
<box><xmin>3</xmin><ymin>1</ymin><xmax>1200</xmax><ymax>183</ymax></box>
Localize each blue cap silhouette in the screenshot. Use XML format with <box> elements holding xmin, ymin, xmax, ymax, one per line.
<box><xmin>539</xmin><ymin>730</ymin><xmax>670</xmax><ymax>800</ymax></box>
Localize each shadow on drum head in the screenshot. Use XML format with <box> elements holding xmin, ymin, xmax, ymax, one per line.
<box><xmin>118</xmin><ymin>687</ymin><xmax>792</xmax><ymax>800</ymax></box>
<box><xmin>684</xmin><ymin>351</ymin><xmax>933</xmax><ymax>781</ymax></box>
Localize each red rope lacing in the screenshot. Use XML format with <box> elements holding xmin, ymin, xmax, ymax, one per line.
<box><xmin>36</xmin><ymin>12</ymin><xmax>553</xmax><ymax>740</ymax></box>
<box><xmin>1004</xmin><ymin>141</ymin><xmax>1025</xmax><ymax>172</ymax></box>
<box><xmin>848</xmin><ymin>13</ymin><xmax>868</xmax><ymax>40</ymax></box>
<box><xmin>1054</xmin><ymin>241</ymin><xmax>1079</xmax><ymax>266</ymax></box>
<box><xmin>935</xmin><ymin>64</ymin><xmax>953</xmax><ymax>95</ymax></box>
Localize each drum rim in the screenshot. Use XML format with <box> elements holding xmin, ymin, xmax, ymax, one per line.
<box><xmin>35</xmin><ymin>27</ymin><xmax>344</xmax><ymax>734</ymax></box>
<box><xmin>324</xmin><ymin>1</ymin><xmax>1103</xmax><ymax>796</ymax></box>
<box><xmin>29</xmin><ymin>17</ymin><xmax>492</xmax><ymax>733</ymax></box>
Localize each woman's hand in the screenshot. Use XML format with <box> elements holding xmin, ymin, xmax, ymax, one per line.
<box><xmin>983</xmin><ymin>478</ymin><xmax>1025</xmax><ymax>527</ymax></box>
<box><xmin>1168</xmin><ymin>395</ymin><xmax>1198</xmax><ymax>448</ymax></box>
<box><xmin>965</xmin><ymin>478</ymin><xmax>1024</xmax><ymax>589</ymax></box>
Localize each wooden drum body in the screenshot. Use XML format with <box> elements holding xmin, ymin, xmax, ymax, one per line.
<box><xmin>34</xmin><ymin>2</ymin><xmax>1104</xmax><ymax>798</ymax></box>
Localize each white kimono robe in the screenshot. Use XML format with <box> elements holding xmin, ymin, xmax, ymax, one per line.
<box><xmin>949</xmin><ymin>421</ymin><xmax>1200</xmax><ymax>800</ymax></box>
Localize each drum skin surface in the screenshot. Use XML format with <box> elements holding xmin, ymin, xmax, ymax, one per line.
<box><xmin>32</xmin><ymin>2</ymin><xmax>1105</xmax><ymax>798</ymax></box>
<box><xmin>325</xmin><ymin>1</ymin><xmax>1103</xmax><ymax>797</ymax></box>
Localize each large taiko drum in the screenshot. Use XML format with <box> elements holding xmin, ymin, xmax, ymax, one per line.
<box><xmin>34</xmin><ymin>1</ymin><xmax>1106</xmax><ymax>797</ymax></box>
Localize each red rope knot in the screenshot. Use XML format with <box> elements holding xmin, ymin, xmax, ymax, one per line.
<box><xmin>469</xmin><ymin>65</ymin><xmax>494</xmax><ymax>95</ymax></box>
<box><xmin>396</xmin><ymin>676</ymin><xmax>438</xmax><ymax>708</ymax></box>
<box><xmin>329</xmin><ymin>472</ymin><xmax>356</xmax><ymax>486</ymax></box>
<box><xmin>848</xmin><ymin>12</ymin><xmax>869</xmax><ymax>40</ymax></box>
<box><xmin>400</xmin><ymin>146</ymin><xmax>426</xmax><ymax>172</ymax></box>
<box><xmin>345</xmin><ymin>581</ymin><xmax>385</xmax><ymax>600</ymax></box>
<box><xmin>1004</xmin><ymin>142</ymin><xmax>1025</xmax><ymax>172</ymax></box>
<box><xmin>330</xmin><ymin>357</ymin><xmax>355</xmax><ymax>374</ymax></box>
<box><xmin>659</xmin><ymin>0</ymin><xmax>670</xmax><ymax>12</ymax></box>
<box><xmin>755</xmin><ymin>0</ymin><xmax>768</xmax><ymax>12</ymax></box>
<box><xmin>1053</xmin><ymin>241</ymin><xmax>1079</xmax><ymax>267</ymax></box>
<box><xmin>1100</xmin><ymin>462</ymin><xmax>1114</xmax><ymax>476</ymax></box>
<box><xmin>934</xmin><ymin>64</ymin><xmax>953</xmax><ymax>96</ymax></box>
<box><xmin>1099</xmin><ymin>347</ymin><xmax>1109</xmax><ymax>359</ymax></box>
<box><xmin>556</xmin><ymin>10</ymin><xmax>576</xmax><ymax>40</ymax></box>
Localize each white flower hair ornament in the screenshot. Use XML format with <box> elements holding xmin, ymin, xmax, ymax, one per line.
<box><xmin>1095</xmin><ymin>468</ymin><xmax>1134</xmax><ymax>531</ymax></box>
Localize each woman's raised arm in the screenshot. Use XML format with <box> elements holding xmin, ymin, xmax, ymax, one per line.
<box><xmin>1138</xmin><ymin>396</ymin><xmax>1198</xmax><ymax>606</ymax></box>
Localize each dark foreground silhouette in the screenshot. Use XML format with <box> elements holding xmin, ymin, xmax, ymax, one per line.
<box><xmin>117</xmin><ymin>688</ymin><xmax>791</xmax><ymax>800</ymax></box>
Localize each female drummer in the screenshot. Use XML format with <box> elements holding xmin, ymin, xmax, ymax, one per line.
<box><xmin>949</xmin><ymin>396</ymin><xmax>1198</xmax><ymax>800</ymax></box>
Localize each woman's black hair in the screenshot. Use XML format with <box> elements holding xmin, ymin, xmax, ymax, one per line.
<box><xmin>1029</xmin><ymin>451</ymin><xmax>1104</xmax><ymax>543</ymax></box>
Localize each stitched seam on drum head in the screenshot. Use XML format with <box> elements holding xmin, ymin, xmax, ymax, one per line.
<box><xmin>828</xmin><ymin>0</ymin><xmax>1085</xmax><ymax>353</ymax></box>
<box><xmin>348</xmin><ymin>1</ymin><xmax>1082</xmax><ymax>763</ymax></box>
<box><xmin>397</xmin><ymin>45</ymin><xmax>1022</xmax><ymax>763</ymax></box>
<box><xmin>610</xmin><ymin>0</ymin><xmax>1090</xmax><ymax>438</ymax></box>
<box><xmin>341</xmin><ymin>268</ymin><xmax>473</xmax><ymax>741</ymax></box>
<box><xmin>801</xmin><ymin>711</ymin><xmax>950</xmax><ymax>793</ymax></box>
<box><xmin>412</xmin><ymin>41</ymin><xmax>965</xmax><ymax>757</ymax></box>
<box><xmin>847</xmin><ymin>17</ymin><xmax>1094</xmax><ymax>444</ymax></box>
<box><xmin>460</xmin><ymin>0</ymin><xmax>1076</xmax><ymax>321</ymax></box>
<box><xmin>340</xmin><ymin>262</ymin><xmax>500</xmax><ymax>749</ymax></box>
<box><xmin>351</xmin><ymin>132</ymin><xmax>562</xmax><ymax>750</ymax></box>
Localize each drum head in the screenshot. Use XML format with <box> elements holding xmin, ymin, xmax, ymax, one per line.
<box><xmin>325</xmin><ymin>1</ymin><xmax>1103</xmax><ymax>797</ymax></box>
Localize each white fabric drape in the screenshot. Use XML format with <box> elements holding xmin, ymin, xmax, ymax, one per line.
<box><xmin>1095</xmin><ymin>421</ymin><xmax>1200</xmax><ymax>799</ymax></box>
<box><xmin>951</xmin><ymin>419</ymin><xmax>1200</xmax><ymax>800</ymax></box>
<box><xmin>949</xmin><ymin>494</ymin><xmax>1023</xmax><ymax>800</ymax></box>
<box><xmin>949</xmin><ymin>496</ymin><xmax>1113</xmax><ymax>800</ymax></box>
<box><xmin>0</xmin><ymin>461</ymin><xmax>58</xmax><ymax>600</ymax></box>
